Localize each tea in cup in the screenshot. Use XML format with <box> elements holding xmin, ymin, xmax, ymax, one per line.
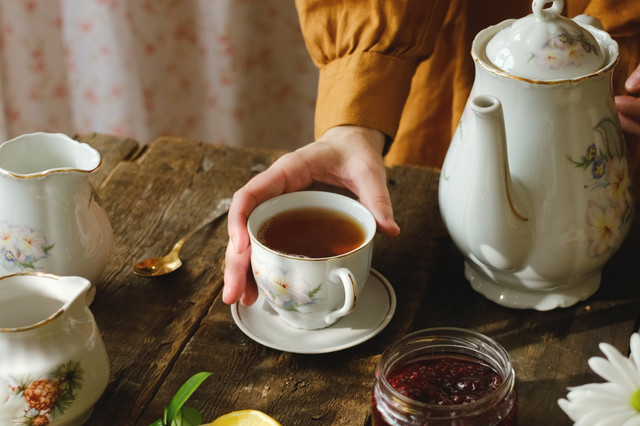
<box><xmin>248</xmin><ymin>191</ymin><xmax>376</xmax><ymax>330</ymax></box>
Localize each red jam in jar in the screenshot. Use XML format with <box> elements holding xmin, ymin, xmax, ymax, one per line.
<box><xmin>372</xmin><ymin>328</ymin><xmax>517</xmax><ymax>425</ymax></box>
<box><xmin>387</xmin><ymin>356</ymin><xmax>503</xmax><ymax>405</ymax></box>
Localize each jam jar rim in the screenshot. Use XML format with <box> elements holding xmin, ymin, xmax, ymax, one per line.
<box><xmin>375</xmin><ymin>327</ymin><xmax>516</xmax><ymax>418</ymax></box>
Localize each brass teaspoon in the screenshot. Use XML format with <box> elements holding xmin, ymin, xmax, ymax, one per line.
<box><xmin>133</xmin><ymin>197</ymin><xmax>232</xmax><ymax>277</ymax></box>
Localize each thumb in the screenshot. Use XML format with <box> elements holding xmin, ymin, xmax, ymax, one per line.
<box><xmin>370</xmin><ymin>200</ymin><xmax>401</xmax><ymax>237</ymax></box>
<box><xmin>357</xmin><ymin>185</ymin><xmax>400</xmax><ymax>237</ymax></box>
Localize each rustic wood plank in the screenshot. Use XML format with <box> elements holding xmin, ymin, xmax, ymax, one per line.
<box><xmin>375</xmin><ymin>165</ymin><xmax>449</xmax><ymax>338</ymax></box>
<box><xmin>79</xmin><ymin>134</ymin><xmax>640</xmax><ymax>425</ymax></box>
<box><xmin>138</xmin><ymin>296</ymin><xmax>388</xmax><ymax>425</ymax></box>
<box><xmin>86</xmin><ymin>138</ymin><xmax>285</xmax><ymax>424</ymax></box>
<box><xmin>409</xmin><ymin>206</ymin><xmax>640</xmax><ymax>424</ymax></box>
<box><xmin>136</xmin><ymin>136</ymin><xmax>283</xmax><ymax>178</ymax></box>
<box><xmin>74</xmin><ymin>132</ymin><xmax>142</xmax><ymax>189</ymax></box>
<box><xmin>136</xmin><ymin>163</ymin><xmax>448</xmax><ymax>425</ymax></box>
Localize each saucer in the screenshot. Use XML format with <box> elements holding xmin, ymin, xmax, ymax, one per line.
<box><xmin>231</xmin><ymin>269</ymin><xmax>396</xmax><ymax>354</ymax></box>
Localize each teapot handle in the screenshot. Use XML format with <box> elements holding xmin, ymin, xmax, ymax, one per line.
<box><xmin>532</xmin><ymin>0</ymin><xmax>563</xmax><ymax>21</ymax></box>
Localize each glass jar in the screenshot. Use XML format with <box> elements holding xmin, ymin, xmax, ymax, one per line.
<box><xmin>372</xmin><ymin>327</ymin><xmax>517</xmax><ymax>425</ymax></box>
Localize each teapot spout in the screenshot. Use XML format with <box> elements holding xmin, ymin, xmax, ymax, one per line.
<box><xmin>464</xmin><ymin>95</ymin><xmax>532</xmax><ymax>271</ymax></box>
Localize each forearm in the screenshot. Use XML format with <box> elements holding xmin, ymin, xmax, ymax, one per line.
<box><xmin>296</xmin><ymin>0</ymin><xmax>450</xmax><ymax>140</ymax></box>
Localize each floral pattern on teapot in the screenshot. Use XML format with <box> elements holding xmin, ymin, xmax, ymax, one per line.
<box><xmin>0</xmin><ymin>221</ymin><xmax>53</xmax><ymax>272</ymax></box>
<box><xmin>3</xmin><ymin>360</ymin><xmax>84</xmax><ymax>425</ymax></box>
<box><xmin>533</xmin><ymin>32</ymin><xmax>600</xmax><ymax>70</ymax></box>
<box><xmin>567</xmin><ymin>118</ymin><xmax>634</xmax><ymax>257</ymax></box>
<box><xmin>253</xmin><ymin>262</ymin><xmax>322</xmax><ymax>312</ymax></box>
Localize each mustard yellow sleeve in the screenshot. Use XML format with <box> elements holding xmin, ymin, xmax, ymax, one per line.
<box><xmin>295</xmin><ymin>0</ymin><xmax>450</xmax><ymax>140</ymax></box>
<box><xmin>581</xmin><ymin>0</ymin><xmax>640</xmax><ymax>37</ymax></box>
<box><xmin>574</xmin><ymin>0</ymin><xmax>640</xmax><ymax>95</ymax></box>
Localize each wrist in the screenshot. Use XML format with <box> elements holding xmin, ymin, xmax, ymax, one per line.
<box><xmin>318</xmin><ymin>125</ymin><xmax>387</xmax><ymax>155</ymax></box>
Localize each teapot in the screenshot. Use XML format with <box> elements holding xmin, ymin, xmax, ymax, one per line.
<box><xmin>438</xmin><ymin>0</ymin><xmax>634</xmax><ymax>310</ymax></box>
<box><xmin>0</xmin><ymin>132</ymin><xmax>113</xmax><ymax>283</ymax></box>
<box><xmin>0</xmin><ymin>273</ymin><xmax>110</xmax><ymax>425</ymax></box>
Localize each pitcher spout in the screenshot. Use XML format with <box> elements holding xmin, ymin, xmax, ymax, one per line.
<box><xmin>0</xmin><ymin>273</ymin><xmax>92</xmax><ymax>331</ymax></box>
<box><xmin>464</xmin><ymin>95</ymin><xmax>532</xmax><ymax>271</ymax></box>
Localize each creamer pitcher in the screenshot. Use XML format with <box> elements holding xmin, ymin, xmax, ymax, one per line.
<box><xmin>0</xmin><ymin>133</ymin><xmax>113</xmax><ymax>283</ymax></box>
<box><xmin>0</xmin><ymin>273</ymin><xmax>110</xmax><ymax>425</ymax></box>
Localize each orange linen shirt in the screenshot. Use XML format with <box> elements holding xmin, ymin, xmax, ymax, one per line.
<box><xmin>296</xmin><ymin>0</ymin><xmax>640</xmax><ymax>173</ymax></box>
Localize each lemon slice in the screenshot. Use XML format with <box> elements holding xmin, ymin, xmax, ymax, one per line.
<box><xmin>206</xmin><ymin>409</ymin><xmax>281</xmax><ymax>426</ymax></box>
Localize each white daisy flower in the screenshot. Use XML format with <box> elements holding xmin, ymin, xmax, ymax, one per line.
<box><xmin>558</xmin><ymin>333</ymin><xmax>640</xmax><ymax>425</ymax></box>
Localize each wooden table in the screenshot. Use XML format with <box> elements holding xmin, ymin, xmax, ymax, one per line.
<box><xmin>79</xmin><ymin>133</ymin><xmax>640</xmax><ymax>425</ymax></box>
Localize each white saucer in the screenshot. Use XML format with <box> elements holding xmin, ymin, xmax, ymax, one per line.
<box><xmin>231</xmin><ymin>269</ymin><xmax>396</xmax><ymax>354</ymax></box>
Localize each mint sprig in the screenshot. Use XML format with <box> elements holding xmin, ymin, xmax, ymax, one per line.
<box><xmin>150</xmin><ymin>372</ymin><xmax>212</xmax><ymax>426</ymax></box>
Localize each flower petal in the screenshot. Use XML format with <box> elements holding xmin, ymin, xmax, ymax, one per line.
<box><xmin>599</xmin><ymin>342</ymin><xmax>640</xmax><ymax>388</ymax></box>
<box><xmin>590</xmin><ymin>354</ymin><xmax>638</xmax><ymax>391</ymax></box>
<box><xmin>560</xmin><ymin>381</ymin><xmax>637</xmax><ymax>425</ymax></box>
<box><xmin>559</xmin><ymin>398</ymin><xmax>579</xmax><ymax>421</ymax></box>
<box><xmin>566</xmin><ymin>385</ymin><xmax>628</xmax><ymax>405</ymax></box>
<box><xmin>623</xmin><ymin>416</ymin><xmax>640</xmax><ymax>426</ymax></box>
<box><xmin>559</xmin><ymin>334</ymin><xmax>640</xmax><ymax>426</ymax></box>
<box><xmin>630</xmin><ymin>334</ymin><xmax>640</xmax><ymax>372</ymax></box>
<box><xmin>575</xmin><ymin>405</ymin><xmax>637</xmax><ymax>426</ymax></box>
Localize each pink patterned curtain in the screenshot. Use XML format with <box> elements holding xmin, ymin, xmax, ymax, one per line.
<box><xmin>0</xmin><ymin>0</ymin><xmax>317</xmax><ymax>150</ymax></box>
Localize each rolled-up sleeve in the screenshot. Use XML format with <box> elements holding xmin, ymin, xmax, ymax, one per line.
<box><xmin>581</xmin><ymin>0</ymin><xmax>640</xmax><ymax>37</ymax></box>
<box><xmin>295</xmin><ymin>0</ymin><xmax>450</xmax><ymax>140</ymax></box>
<box><xmin>574</xmin><ymin>0</ymin><xmax>640</xmax><ymax>96</ymax></box>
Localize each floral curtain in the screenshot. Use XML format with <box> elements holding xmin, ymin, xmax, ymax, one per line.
<box><xmin>0</xmin><ymin>0</ymin><xmax>317</xmax><ymax>150</ymax></box>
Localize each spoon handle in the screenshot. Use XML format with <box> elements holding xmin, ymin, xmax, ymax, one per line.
<box><xmin>177</xmin><ymin>197</ymin><xmax>232</xmax><ymax>249</ymax></box>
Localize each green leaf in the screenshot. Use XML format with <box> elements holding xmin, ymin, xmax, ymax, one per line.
<box><xmin>307</xmin><ymin>283</ymin><xmax>322</xmax><ymax>298</ymax></box>
<box><xmin>164</xmin><ymin>372</ymin><xmax>212</xmax><ymax>426</ymax></box>
<box><xmin>149</xmin><ymin>407</ymin><xmax>168</xmax><ymax>426</ymax></box>
<box><xmin>171</xmin><ymin>406</ymin><xmax>203</xmax><ymax>426</ymax></box>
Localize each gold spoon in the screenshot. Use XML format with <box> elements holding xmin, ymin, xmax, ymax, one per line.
<box><xmin>133</xmin><ymin>197</ymin><xmax>232</xmax><ymax>277</ymax></box>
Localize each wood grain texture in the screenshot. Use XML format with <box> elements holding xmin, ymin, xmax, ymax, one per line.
<box><xmin>75</xmin><ymin>132</ymin><xmax>141</xmax><ymax>190</ymax></box>
<box><xmin>81</xmin><ymin>134</ymin><xmax>640</xmax><ymax>425</ymax></box>
<box><xmin>83</xmin><ymin>135</ymin><xmax>284</xmax><ymax>424</ymax></box>
<box><xmin>136</xmin><ymin>164</ymin><xmax>447</xmax><ymax>425</ymax></box>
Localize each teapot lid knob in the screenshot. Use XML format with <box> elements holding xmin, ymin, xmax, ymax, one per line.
<box><xmin>485</xmin><ymin>0</ymin><xmax>605</xmax><ymax>80</ymax></box>
<box><xmin>532</xmin><ymin>0</ymin><xmax>563</xmax><ymax>22</ymax></box>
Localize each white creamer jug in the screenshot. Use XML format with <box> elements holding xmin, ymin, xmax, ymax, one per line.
<box><xmin>0</xmin><ymin>132</ymin><xmax>113</xmax><ymax>283</ymax></box>
<box><xmin>0</xmin><ymin>273</ymin><xmax>110</xmax><ymax>425</ymax></box>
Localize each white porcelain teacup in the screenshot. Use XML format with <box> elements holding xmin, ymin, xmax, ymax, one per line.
<box><xmin>248</xmin><ymin>191</ymin><xmax>376</xmax><ymax>330</ymax></box>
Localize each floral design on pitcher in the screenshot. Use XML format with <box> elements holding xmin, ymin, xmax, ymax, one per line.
<box><xmin>568</xmin><ymin>118</ymin><xmax>634</xmax><ymax>257</ymax></box>
<box><xmin>0</xmin><ymin>221</ymin><xmax>54</xmax><ymax>272</ymax></box>
<box><xmin>253</xmin><ymin>262</ymin><xmax>321</xmax><ymax>311</ymax></box>
<box><xmin>531</xmin><ymin>32</ymin><xmax>599</xmax><ymax>70</ymax></box>
<box><xmin>3</xmin><ymin>360</ymin><xmax>84</xmax><ymax>425</ymax></box>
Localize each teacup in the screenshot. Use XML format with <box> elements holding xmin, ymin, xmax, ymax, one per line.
<box><xmin>248</xmin><ymin>191</ymin><xmax>376</xmax><ymax>330</ymax></box>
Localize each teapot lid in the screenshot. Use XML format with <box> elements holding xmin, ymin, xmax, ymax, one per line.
<box><xmin>485</xmin><ymin>0</ymin><xmax>604</xmax><ymax>80</ymax></box>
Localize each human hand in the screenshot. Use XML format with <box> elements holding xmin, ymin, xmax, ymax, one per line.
<box><xmin>616</xmin><ymin>62</ymin><xmax>640</xmax><ymax>137</ymax></box>
<box><xmin>222</xmin><ymin>125</ymin><xmax>401</xmax><ymax>306</ymax></box>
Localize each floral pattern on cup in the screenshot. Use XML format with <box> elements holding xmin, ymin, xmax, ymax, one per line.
<box><xmin>532</xmin><ymin>32</ymin><xmax>599</xmax><ymax>70</ymax></box>
<box><xmin>0</xmin><ymin>221</ymin><xmax>54</xmax><ymax>272</ymax></box>
<box><xmin>253</xmin><ymin>262</ymin><xmax>322</xmax><ymax>312</ymax></box>
<box><xmin>3</xmin><ymin>360</ymin><xmax>84</xmax><ymax>425</ymax></box>
<box><xmin>568</xmin><ymin>118</ymin><xmax>634</xmax><ymax>257</ymax></box>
